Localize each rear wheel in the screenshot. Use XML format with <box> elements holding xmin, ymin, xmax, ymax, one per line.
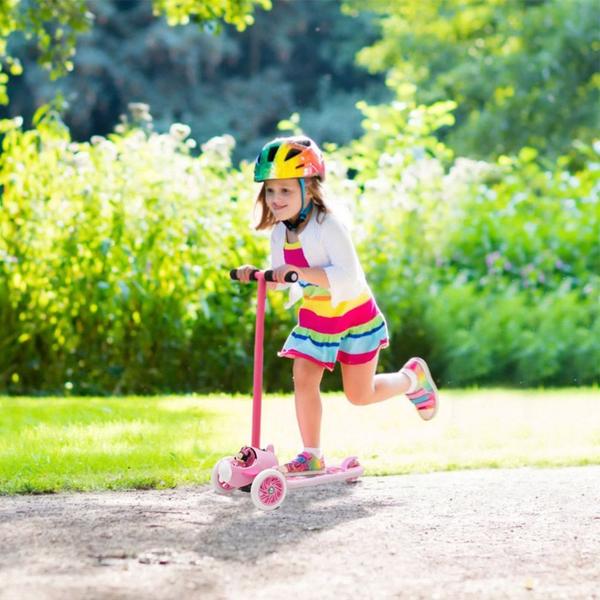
<box><xmin>341</xmin><ymin>456</ymin><xmax>361</xmax><ymax>483</ymax></box>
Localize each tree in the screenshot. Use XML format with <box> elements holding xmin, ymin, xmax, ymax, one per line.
<box><xmin>2</xmin><ymin>0</ymin><xmax>388</xmax><ymax>162</ymax></box>
<box><xmin>0</xmin><ymin>0</ymin><xmax>270</xmax><ymax>104</ymax></box>
<box><xmin>346</xmin><ymin>0</ymin><xmax>600</xmax><ymax>160</ymax></box>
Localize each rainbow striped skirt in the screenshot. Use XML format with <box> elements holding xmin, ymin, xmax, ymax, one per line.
<box><xmin>278</xmin><ymin>240</ymin><xmax>389</xmax><ymax>371</ymax></box>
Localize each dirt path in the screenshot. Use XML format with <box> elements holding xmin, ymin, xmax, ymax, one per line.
<box><xmin>1</xmin><ymin>466</ymin><xmax>599</xmax><ymax>600</ymax></box>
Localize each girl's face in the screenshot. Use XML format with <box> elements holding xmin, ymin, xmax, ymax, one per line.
<box><xmin>265</xmin><ymin>178</ymin><xmax>304</xmax><ymax>222</ymax></box>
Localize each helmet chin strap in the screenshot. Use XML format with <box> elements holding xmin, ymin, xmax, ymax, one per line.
<box><xmin>283</xmin><ymin>178</ymin><xmax>312</xmax><ymax>231</ymax></box>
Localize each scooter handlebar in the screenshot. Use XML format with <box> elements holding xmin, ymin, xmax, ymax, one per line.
<box><xmin>230</xmin><ymin>269</ymin><xmax>299</xmax><ymax>283</ymax></box>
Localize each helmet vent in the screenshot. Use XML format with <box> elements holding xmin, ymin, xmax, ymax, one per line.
<box><xmin>267</xmin><ymin>145</ymin><xmax>279</xmax><ymax>162</ymax></box>
<box><xmin>298</xmin><ymin>139</ymin><xmax>311</xmax><ymax>147</ymax></box>
<box><xmin>285</xmin><ymin>148</ymin><xmax>302</xmax><ymax>161</ymax></box>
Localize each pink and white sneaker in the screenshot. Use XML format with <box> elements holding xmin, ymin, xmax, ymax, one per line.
<box><xmin>401</xmin><ymin>357</ymin><xmax>439</xmax><ymax>421</ymax></box>
<box><xmin>278</xmin><ymin>451</ymin><xmax>325</xmax><ymax>476</ymax></box>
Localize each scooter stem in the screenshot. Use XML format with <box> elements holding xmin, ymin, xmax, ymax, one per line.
<box><xmin>251</xmin><ymin>274</ymin><xmax>267</xmax><ymax>448</ymax></box>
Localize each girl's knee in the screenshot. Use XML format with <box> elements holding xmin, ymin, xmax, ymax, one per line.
<box><xmin>343</xmin><ymin>386</ymin><xmax>371</xmax><ymax>406</ymax></box>
<box><xmin>340</xmin><ymin>357</ymin><xmax>378</xmax><ymax>406</ymax></box>
<box><xmin>292</xmin><ymin>358</ymin><xmax>324</xmax><ymax>387</ymax></box>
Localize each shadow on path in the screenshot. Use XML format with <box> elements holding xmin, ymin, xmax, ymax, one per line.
<box><xmin>192</xmin><ymin>481</ymin><xmax>391</xmax><ymax>561</ymax></box>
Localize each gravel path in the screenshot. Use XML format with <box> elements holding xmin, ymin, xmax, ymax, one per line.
<box><xmin>1</xmin><ymin>466</ymin><xmax>599</xmax><ymax>600</ymax></box>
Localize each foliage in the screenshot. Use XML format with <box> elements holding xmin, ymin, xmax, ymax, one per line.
<box><xmin>0</xmin><ymin>0</ymin><xmax>92</xmax><ymax>103</ymax></box>
<box><xmin>348</xmin><ymin>0</ymin><xmax>600</xmax><ymax>160</ymax></box>
<box><xmin>1</xmin><ymin>89</ymin><xmax>599</xmax><ymax>393</ymax></box>
<box><xmin>0</xmin><ymin>0</ymin><xmax>270</xmax><ymax>105</ymax></box>
<box><xmin>152</xmin><ymin>0</ymin><xmax>271</xmax><ymax>30</ymax></box>
<box><xmin>0</xmin><ymin>103</ymin><xmax>282</xmax><ymax>394</ymax></box>
<box><xmin>1</xmin><ymin>0</ymin><xmax>388</xmax><ymax>162</ymax></box>
<box><xmin>330</xmin><ymin>83</ymin><xmax>599</xmax><ymax>386</ymax></box>
<box><xmin>2</xmin><ymin>0</ymin><xmax>598</xmax><ymax>167</ymax></box>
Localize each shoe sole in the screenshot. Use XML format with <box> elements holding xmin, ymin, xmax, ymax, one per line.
<box><xmin>411</xmin><ymin>357</ymin><xmax>439</xmax><ymax>421</ymax></box>
<box><xmin>278</xmin><ymin>468</ymin><xmax>326</xmax><ymax>477</ymax></box>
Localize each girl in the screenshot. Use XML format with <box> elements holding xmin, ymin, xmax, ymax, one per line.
<box><xmin>237</xmin><ymin>135</ymin><xmax>438</xmax><ymax>475</ymax></box>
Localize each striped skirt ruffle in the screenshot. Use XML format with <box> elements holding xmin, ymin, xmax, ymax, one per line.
<box><xmin>278</xmin><ymin>289</ymin><xmax>389</xmax><ymax>371</ymax></box>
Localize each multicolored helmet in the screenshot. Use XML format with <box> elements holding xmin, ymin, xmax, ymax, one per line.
<box><xmin>254</xmin><ymin>136</ymin><xmax>325</xmax><ymax>182</ymax></box>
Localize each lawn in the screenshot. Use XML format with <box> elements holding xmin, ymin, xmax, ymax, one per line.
<box><xmin>1</xmin><ymin>388</ymin><xmax>599</xmax><ymax>494</ymax></box>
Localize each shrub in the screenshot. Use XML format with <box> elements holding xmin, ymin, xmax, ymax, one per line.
<box><xmin>0</xmin><ymin>96</ymin><xmax>598</xmax><ymax>393</ymax></box>
<box><xmin>0</xmin><ymin>105</ymin><xmax>276</xmax><ymax>394</ymax></box>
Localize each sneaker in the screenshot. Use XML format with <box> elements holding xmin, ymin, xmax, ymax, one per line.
<box><xmin>279</xmin><ymin>451</ymin><xmax>325</xmax><ymax>476</ymax></box>
<box><xmin>401</xmin><ymin>357</ymin><xmax>439</xmax><ymax>421</ymax></box>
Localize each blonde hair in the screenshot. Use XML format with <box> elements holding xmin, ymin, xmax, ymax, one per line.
<box><xmin>254</xmin><ymin>177</ymin><xmax>329</xmax><ymax>231</ymax></box>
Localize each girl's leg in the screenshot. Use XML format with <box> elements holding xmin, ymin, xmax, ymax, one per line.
<box><xmin>340</xmin><ymin>352</ymin><xmax>412</xmax><ymax>406</ymax></box>
<box><xmin>292</xmin><ymin>357</ymin><xmax>326</xmax><ymax>447</ymax></box>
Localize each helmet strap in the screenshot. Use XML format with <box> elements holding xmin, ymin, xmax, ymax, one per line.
<box><xmin>283</xmin><ymin>179</ymin><xmax>312</xmax><ymax>231</ymax></box>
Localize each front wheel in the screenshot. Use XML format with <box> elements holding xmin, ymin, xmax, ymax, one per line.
<box><xmin>211</xmin><ymin>460</ymin><xmax>235</xmax><ymax>495</ymax></box>
<box><xmin>250</xmin><ymin>469</ymin><xmax>287</xmax><ymax>511</ymax></box>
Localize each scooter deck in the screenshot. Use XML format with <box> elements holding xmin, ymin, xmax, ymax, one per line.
<box><xmin>285</xmin><ymin>464</ymin><xmax>364</xmax><ymax>489</ymax></box>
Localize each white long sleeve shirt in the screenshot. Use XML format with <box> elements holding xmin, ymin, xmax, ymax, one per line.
<box><xmin>270</xmin><ymin>211</ymin><xmax>370</xmax><ymax>309</ymax></box>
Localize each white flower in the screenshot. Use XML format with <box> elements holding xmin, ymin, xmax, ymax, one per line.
<box><xmin>201</xmin><ymin>134</ymin><xmax>235</xmax><ymax>154</ymax></box>
<box><xmin>128</xmin><ymin>102</ymin><xmax>151</xmax><ymax>121</ymax></box>
<box><xmin>97</xmin><ymin>140</ymin><xmax>118</xmax><ymax>161</ymax></box>
<box><xmin>73</xmin><ymin>151</ymin><xmax>91</xmax><ymax>170</ymax></box>
<box><xmin>169</xmin><ymin>123</ymin><xmax>191</xmax><ymax>141</ymax></box>
<box><xmin>446</xmin><ymin>158</ymin><xmax>493</xmax><ymax>185</ymax></box>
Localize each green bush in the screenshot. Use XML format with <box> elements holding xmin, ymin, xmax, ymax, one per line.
<box><xmin>0</xmin><ymin>95</ymin><xmax>598</xmax><ymax>394</ymax></box>
<box><xmin>0</xmin><ymin>105</ymin><xmax>288</xmax><ymax>394</ymax></box>
<box><xmin>336</xmin><ymin>87</ymin><xmax>599</xmax><ymax>387</ymax></box>
<box><xmin>422</xmin><ymin>285</ymin><xmax>599</xmax><ymax>387</ymax></box>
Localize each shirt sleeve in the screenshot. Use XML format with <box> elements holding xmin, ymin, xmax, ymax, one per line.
<box><xmin>321</xmin><ymin>214</ymin><xmax>367</xmax><ymax>307</ymax></box>
<box><xmin>269</xmin><ymin>227</ymin><xmax>282</xmax><ymax>268</ymax></box>
<box><xmin>269</xmin><ymin>225</ymin><xmax>290</xmax><ymax>292</ymax></box>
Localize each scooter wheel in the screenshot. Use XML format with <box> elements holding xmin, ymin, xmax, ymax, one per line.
<box><xmin>341</xmin><ymin>456</ymin><xmax>360</xmax><ymax>470</ymax></box>
<box><xmin>341</xmin><ymin>456</ymin><xmax>361</xmax><ymax>483</ymax></box>
<box><xmin>250</xmin><ymin>469</ymin><xmax>287</xmax><ymax>511</ymax></box>
<box><xmin>211</xmin><ymin>460</ymin><xmax>235</xmax><ymax>495</ymax></box>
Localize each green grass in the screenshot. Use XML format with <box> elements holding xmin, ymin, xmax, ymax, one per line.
<box><xmin>1</xmin><ymin>389</ymin><xmax>599</xmax><ymax>494</ymax></box>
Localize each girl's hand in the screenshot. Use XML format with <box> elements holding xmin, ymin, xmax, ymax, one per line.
<box><xmin>272</xmin><ymin>264</ymin><xmax>301</xmax><ymax>284</ymax></box>
<box><xmin>236</xmin><ymin>264</ymin><xmax>259</xmax><ymax>283</ymax></box>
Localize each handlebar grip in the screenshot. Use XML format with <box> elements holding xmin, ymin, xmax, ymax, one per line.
<box><xmin>264</xmin><ymin>270</ymin><xmax>298</xmax><ymax>283</ymax></box>
<box><xmin>230</xmin><ymin>269</ymin><xmax>260</xmax><ymax>281</ymax></box>
<box><xmin>230</xmin><ymin>269</ymin><xmax>298</xmax><ymax>283</ymax></box>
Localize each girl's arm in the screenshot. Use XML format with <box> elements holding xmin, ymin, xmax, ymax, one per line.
<box><xmin>269</xmin><ymin>264</ymin><xmax>328</xmax><ymax>287</ymax></box>
<box><xmin>270</xmin><ymin>217</ymin><xmax>363</xmax><ymax>294</ymax></box>
<box><xmin>297</xmin><ymin>267</ymin><xmax>329</xmax><ymax>288</ymax></box>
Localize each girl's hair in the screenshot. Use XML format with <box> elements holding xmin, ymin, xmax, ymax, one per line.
<box><xmin>254</xmin><ymin>177</ymin><xmax>329</xmax><ymax>231</ymax></box>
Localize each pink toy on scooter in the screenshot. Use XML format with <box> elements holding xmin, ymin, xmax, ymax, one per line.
<box><xmin>211</xmin><ymin>268</ymin><xmax>363</xmax><ymax>511</ymax></box>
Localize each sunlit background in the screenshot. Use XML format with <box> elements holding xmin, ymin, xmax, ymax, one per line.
<box><xmin>1</xmin><ymin>0</ymin><xmax>598</xmax><ymax>397</ymax></box>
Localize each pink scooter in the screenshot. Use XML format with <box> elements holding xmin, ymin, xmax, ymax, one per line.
<box><xmin>211</xmin><ymin>268</ymin><xmax>364</xmax><ymax>511</ymax></box>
